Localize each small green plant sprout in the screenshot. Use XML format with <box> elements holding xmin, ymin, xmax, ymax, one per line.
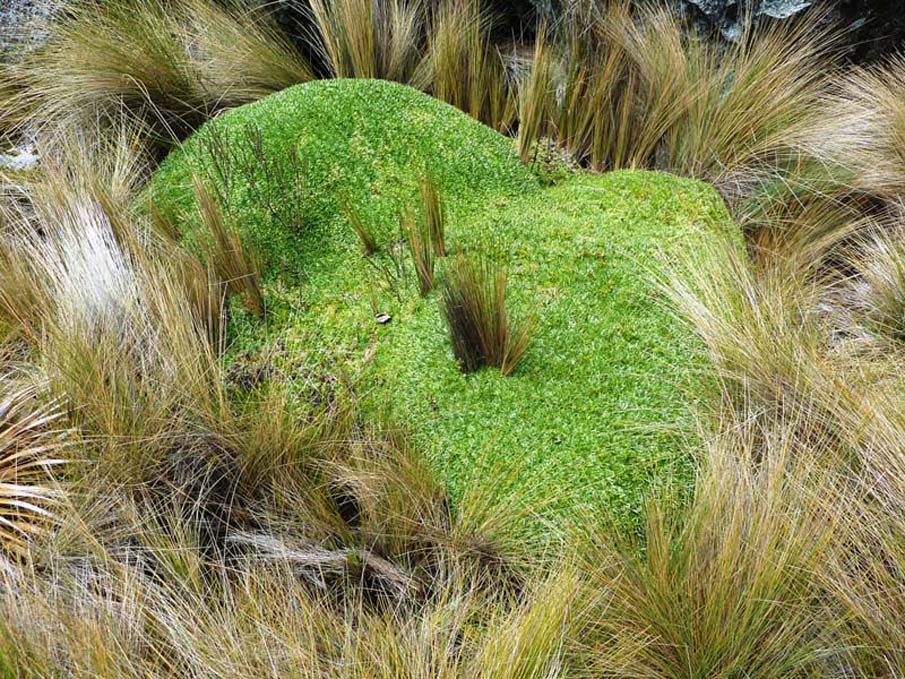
<box><xmin>344</xmin><ymin>201</ymin><xmax>379</xmax><ymax>256</ymax></box>
<box><xmin>441</xmin><ymin>251</ymin><xmax>534</xmax><ymax>376</ymax></box>
<box><xmin>402</xmin><ymin>208</ymin><xmax>435</xmax><ymax>296</ymax></box>
<box><xmin>418</xmin><ymin>168</ymin><xmax>446</xmax><ymax>257</ymax></box>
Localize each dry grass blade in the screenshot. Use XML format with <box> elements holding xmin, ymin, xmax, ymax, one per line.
<box><xmin>418</xmin><ymin>167</ymin><xmax>445</xmax><ymax>257</ymax></box>
<box><xmin>820</xmin><ymin>489</ymin><xmax>905</xmax><ymax>676</ymax></box>
<box><xmin>182</xmin><ymin>0</ymin><xmax>314</xmax><ymax>107</ymax></box>
<box><xmin>517</xmin><ymin>24</ymin><xmax>554</xmax><ymax>163</ymax></box>
<box><xmin>423</xmin><ymin>0</ymin><xmax>516</xmax><ymax>132</ymax></box>
<box><xmin>309</xmin><ymin>0</ymin><xmax>377</xmax><ymax>78</ymax></box>
<box><xmin>798</xmin><ymin>54</ymin><xmax>905</xmax><ymax>202</ymax></box>
<box><xmin>0</xmin><ymin>236</ymin><xmax>48</xmax><ymax>345</ymax></box>
<box><xmin>846</xmin><ymin>226</ymin><xmax>905</xmax><ymax>346</ymax></box>
<box><xmin>11</xmin><ymin>0</ymin><xmax>311</xmax><ymax>150</ymax></box>
<box><xmin>0</xmin><ymin>383</ymin><xmax>67</xmax><ymax>557</ymax></box>
<box><xmin>579</xmin><ymin>411</ymin><xmax>840</xmax><ymax>678</ymax></box>
<box><xmin>401</xmin><ymin>208</ymin><xmax>435</xmax><ymax>296</ymax></box>
<box><xmin>547</xmin><ymin>0</ymin><xmax>638</xmax><ymax>170</ymax></box>
<box><xmin>309</xmin><ymin>0</ymin><xmax>424</xmax><ymax>81</ymax></box>
<box><xmin>442</xmin><ymin>252</ymin><xmax>533</xmax><ymax>376</ymax></box>
<box><xmin>192</xmin><ymin>176</ymin><xmax>264</xmax><ymax>318</ymax></box>
<box><xmin>660</xmin><ymin>235</ymin><xmax>831</xmax><ymax>424</ymax></box>
<box><xmin>344</xmin><ymin>201</ymin><xmax>379</xmax><ymax>256</ymax></box>
<box><xmin>13</xmin><ymin>0</ymin><xmax>204</xmax><ymax>147</ymax></box>
<box><xmin>544</xmin><ymin>2</ymin><xmax>835</xmax><ymax>182</ymax></box>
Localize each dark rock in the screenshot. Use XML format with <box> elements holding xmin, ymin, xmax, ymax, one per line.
<box><xmin>832</xmin><ymin>0</ymin><xmax>905</xmax><ymax>62</ymax></box>
<box><xmin>678</xmin><ymin>0</ymin><xmax>815</xmax><ymax>41</ymax></box>
<box><xmin>664</xmin><ymin>0</ymin><xmax>905</xmax><ymax>61</ymax></box>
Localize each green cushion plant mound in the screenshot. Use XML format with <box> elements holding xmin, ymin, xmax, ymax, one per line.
<box><xmin>150</xmin><ymin>78</ymin><xmax>538</xmax><ymax>274</ymax></box>
<box><xmin>150</xmin><ymin>79</ymin><xmax>741</xmax><ymax>529</ymax></box>
<box><xmin>363</xmin><ymin>172</ymin><xmax>738</xmax><ymax>527</ymax></box>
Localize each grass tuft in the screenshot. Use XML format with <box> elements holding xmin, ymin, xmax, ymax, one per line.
<box><xmin>441</xmin><ymin>251</ymin><xmax>533</xmax><ymax>376</ymax></box>
<box><xmin>344</xmin><ymin>200</ymin><xmax>379</xmax><ymax>256</ymax></box>
<box><xmin>418</xmin><ymin>167</ymin><xmax>446</xmax><ymax>257</ymax></box>
<box><xmin>517</xmin><ymin>24</ymin><xmax>554</xmax><ymax>164</ymax></box>
<box><xmin>192</xmin><ymin>175</ymin><xmax>264</xmax><ymax>318</ymax></box>
<box><xmin>309</xmin><ymin>0</ymin><xmax>424</xmax><ymax>81</ymax></box>
<box><xmin>579</xmin><ymin>409</ymin><xmax>840</xmax><ymax>677</ymax></box>
<box><xmin>12</xmin><ymin>0</ymin><xmax>312</xmax><ymax>151</ymax></box>
<box><xmin>401</xmin><ymin>208</ymin><xmax>435</xmax><ymax>296</ymax></box>
<box><xmin>422</xmin><ymin>0</ymin><xmax>516</xmax><ymax>132</ymax></box>
<box><xmin>0</xmin><ymin>383</ymin><xmax>67</xmax><ymax>558</ymax></box>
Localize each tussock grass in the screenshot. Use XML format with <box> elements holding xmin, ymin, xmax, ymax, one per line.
<box><xmin>423</xmin><ymin>0</ymin><xmax>516</xmax><ymax>132</ymax></box>
<box><xmin>516</xmin><ymin>2</ymin><xmax>836</xmax><ymax>195</ymax></box>
<box><xmin>646</xmin><ymin>7</ymin><xmax>833</xmax><ymax>183</ymax></box>
<box><xmin>11</xmin><ymin>0</ymin><xmax>312</xmax><ymax>150</ymax></box>
<box><xmin>0</xmin><ymin>383</ymin><xmax>67</xmax><ymax>558</ymax></box>
<box><xmin>14</xmin><ymin>0</ymin><xmax>201</xmax><ymax>146</ymax></box>
<box><xmin>191</xmin><ymin>123</ymin><xmax>310</xmax><ymax>244</ymax></box>
<box><xmin>578</xmin><ymin>411</ymin><xmax>840</xmax><ymax>677</ymax></box>
<box><xmin>801</xmin><ymin>55</ymin><xmax>905</xmax><ymax>202</ymax></box>
<box><xmin>662</xmin><ymin>236</ymin><xmax>831</xmax><ymax>422</ymax></box>
<box><xmin>846</xmin><ymin>226</ymin><xmax>905</xmax><ymax>345</ymax></box>
<box><xmin>0</xmin><ymin>65</ymin><xmax>24</xmax><ymax>138</ymax></box>
<box><xmin>822</xmin><ymin>487</ymin><xmax>905</xmax><ymax>676</ymax></box>
<box><xmin>309</xmin><ymin>0</ymin><xmax>424</xmax><ymax>81</ymax></box>
<box><xmin>441</xmin><ymin>251</ymin><xmax>534</xmax><ymax>376</ymax></box>
<box><xmin>0</xmin><ymin>523</ymin><xmax>577</xmax><ymax>678</ymax></box>
<box><xmin>184</xmin><ymin>0</ymin><xmax>314</xmax><ymax>107</ymax></box>
<box><xmin>649</xmin><ymin>210</ymin><xmax>905</xmax><ymax>675</ymax></box>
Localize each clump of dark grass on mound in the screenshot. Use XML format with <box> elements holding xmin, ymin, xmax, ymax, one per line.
<box><xmin>150</xmin><ymin>79</ymin><xmax>741</xmax><ymax>531</ymax></box>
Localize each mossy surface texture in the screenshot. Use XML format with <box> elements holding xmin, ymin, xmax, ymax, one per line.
<box><xmin>151</xmin><ymin>79</ymin><xmax>740</xmax><ymax>528</ymax></box>
<box><xmin>152</xmin><ymin>78</ymin><xmax>535</xmax><ymax>276</ymax></box>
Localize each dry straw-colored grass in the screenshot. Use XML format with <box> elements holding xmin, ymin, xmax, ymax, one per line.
<box><xmin>309</xmin><ymin>0</ymin><xmax>425</xmax><ymax>81</ymax></box>
<box><xmin>9</xmin><ymin>0</ymin><xmax>313</xmax><ymax>150</ymax></box>
<box><xmin>3</xmin><ymin>1</ymin><xmax>905</xmax><ymax>675</ymax></box>
<box><xmin>0</xmin><ymin>383</ymin><xmax>67</xmax><ymax>558</ymax></box>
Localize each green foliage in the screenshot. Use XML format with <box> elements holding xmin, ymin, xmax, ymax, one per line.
<box><xmin>365</xmin><ymin>172</ymin><xmax>738</xmax><ymax>528</ymax></box>
<box><xmin>151</xmin><ymin>79</ymin><xmax>740</xmax><ymax>529</ymax></box>
<box><xmin>150</xmin><ymin>79</ymin><xmax>535</xmax><ymax>275</ymax></box>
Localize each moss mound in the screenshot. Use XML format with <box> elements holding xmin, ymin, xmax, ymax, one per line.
<box><xmin>151</xmin><ymin>78</ymin><xmax>537</xmax><ymax>274</ymax></box>
<box><xmin>363</xmin><ymin>172</ymin><xmax>738</xmax><ymax>526</ymax></box>
<box><xmin>151</xmin><ymin>79</ymin><xmax>740</xmax><ymax>528</ymax></box>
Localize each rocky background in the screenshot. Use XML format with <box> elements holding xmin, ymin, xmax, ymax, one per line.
<box><xmin>0</xmin><ymin>0</ymin><xmax>51</xmax><ymax>59</ymax></box>
<box><xmin>1</xmin><ymin>0</ymin><xmax>903</xmax><ymax>69</ymax></box>
<box><xmin>274</xmin><ymin>0</ymin><xmax>905</xmax><ymax>63</ymax></box>
<box><xmin>674</xmin><ymin>0</ymin><xmax>905</xmax><ymax>61</ymax></box>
